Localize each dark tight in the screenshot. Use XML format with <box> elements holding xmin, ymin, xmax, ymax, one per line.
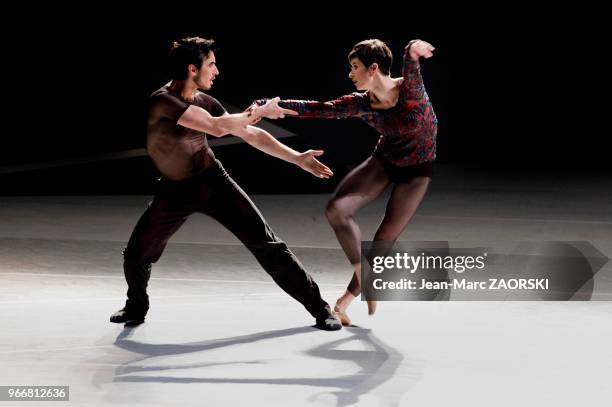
<box><xmin>122</xmin><ymin>160</ymin><xmax>330</xmax><ymax>320</ymax></box>
<box><xmin>326</xmin><ymin>156</ymin><xmax>430</xmax><ymax>296</ymax></box>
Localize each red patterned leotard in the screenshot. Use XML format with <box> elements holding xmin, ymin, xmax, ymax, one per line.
<box><xmin>269</xmin><ymin>47</ymin><xmax>437</xmax><ymax>167</ymax></box>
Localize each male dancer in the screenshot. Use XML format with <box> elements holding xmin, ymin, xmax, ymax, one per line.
<box><xmin>110</xmin><ymin>37</ymin><xmax>341</xmax><ymax>330</ymax></box>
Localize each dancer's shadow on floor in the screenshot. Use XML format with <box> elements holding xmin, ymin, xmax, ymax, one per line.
<box><xmin>109</xmin><ymin>324</ymin><xmax>418</xmax><ymax>407</ymax></box>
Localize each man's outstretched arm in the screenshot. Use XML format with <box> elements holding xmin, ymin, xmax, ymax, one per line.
<box><xmin>232</xmin><ymin>124</ymin><xmax>333</xmax><ymax>179</ymax></box>
<box><xmin>177</xmin><ymin>97</ymin><xmax>297</xmax><ymax>137</ymax></box>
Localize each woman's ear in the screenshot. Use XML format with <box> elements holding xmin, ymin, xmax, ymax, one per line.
<box><xmin>369</xmin><ymin>63</ymin><xmax>379</xmax><ymax>75</ymax></box>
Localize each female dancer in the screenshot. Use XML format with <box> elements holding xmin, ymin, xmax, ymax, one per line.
<box><xmin>267</xmin><ymin>39</ymin><xmax>437</xmax><ymax>324</ymax></box>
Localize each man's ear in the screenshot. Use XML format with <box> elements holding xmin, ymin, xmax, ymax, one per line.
<box><xmin>187</xmin><ymin>63</ymin><xmax>198</xmax><ymax>76</ymax></box>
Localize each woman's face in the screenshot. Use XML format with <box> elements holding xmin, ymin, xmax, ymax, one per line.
<box><xmin>348</xmin><ymin>57</ymin><xmax>372</xmax><ymax>91</ymax></box>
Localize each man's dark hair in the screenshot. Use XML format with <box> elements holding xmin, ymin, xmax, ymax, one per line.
<box><xmin>348</xmin><ymin>39</ymin><xmax>393</xmax><ymax>75</ymax></box>
<box><xmin>168</xmin><ymin>37</ymin><xmax>217</xmax><ymax>80</ymax></box>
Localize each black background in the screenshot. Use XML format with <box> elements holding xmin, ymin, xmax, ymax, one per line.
<box><xmin>2</xmin><ymin>5</ymin><xmax>608</xmax><ymax>194</ymax></box>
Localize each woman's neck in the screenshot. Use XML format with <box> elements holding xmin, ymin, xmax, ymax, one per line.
<box><xmin>369</xmin><ymin>76</ymin><xmax>401</xmax><ymax>108</ymax></box>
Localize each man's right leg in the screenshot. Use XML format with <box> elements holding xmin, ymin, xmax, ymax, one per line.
<box><xmin>200</xmin><ymin>162</ymin><xmax>340</xmax><ymax>330</ymax></box>
<box><xmin>111</xmin><ymin>188</ymin><xmax>193</xmax><ymax>325</ymax></box>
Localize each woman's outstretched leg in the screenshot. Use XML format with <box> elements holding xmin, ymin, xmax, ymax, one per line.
<box><xmin>325</xmin><ymin>156</ymin><xmax>390</xmax><ymax>324</ymax></box>
<box><xmin>374</xmin><ymin>176</ymin><xmax>430</xmax><ymax>241</ymax></box>
<box><xmin>362</xmin><ymin>176</ymin><xmax>430</xmax><ymax>314</ymax></box>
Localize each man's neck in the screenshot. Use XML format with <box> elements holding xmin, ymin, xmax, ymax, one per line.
<box><xmin>169</xmin><ymin>80</ymin><xmax>197</xmax><ymax>103</ymax></box>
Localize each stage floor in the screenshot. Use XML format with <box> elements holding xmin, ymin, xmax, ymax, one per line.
<box><xmin>2</xmin><ymin>174</ymin><xmax>612</xmax><ymax>406</ymax></box>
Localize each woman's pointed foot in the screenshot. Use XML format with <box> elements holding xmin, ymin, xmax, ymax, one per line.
<box><xmin>333</xmin><ymin>302</ymin><xmax>352</xmax><ymax>326</ymax></box>
<box><xmin>367</xmin><ymin>300</ymin><xmax>377</xmax><ymax>315</ymax></box>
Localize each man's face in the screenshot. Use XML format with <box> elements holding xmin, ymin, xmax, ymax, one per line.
<box><xmin>348</xmin><ymin>57</ymin><xmax>372</xmax><ymax>91</ymax></box>
<box><xmin>193</xmin><ymin>51</ymin><xmax>219</xmax><ymax>90</ymax></box>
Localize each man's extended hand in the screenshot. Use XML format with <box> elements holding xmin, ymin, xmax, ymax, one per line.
<box><xmin>254</xmin><ymin>97</ymin><xmax>298</xmax><ymax>120</ymax></box>
<box><xmin>295</xmin><ymin>149</ymin><xmax>334</xmax><ymax>179</ymax></box>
